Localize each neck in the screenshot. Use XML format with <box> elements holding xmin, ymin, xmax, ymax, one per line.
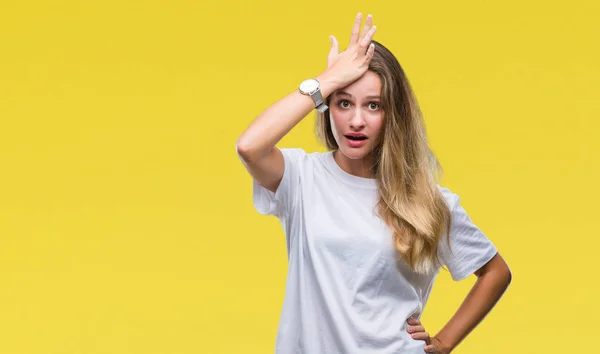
<box><xmin>333</xmin><ymin>150</ymin><xmax>376</xmax><ymax>179</ymax></box>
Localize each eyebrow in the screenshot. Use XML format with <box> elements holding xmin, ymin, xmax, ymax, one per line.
<box><xmin>335</xmin><ymin>90</ymin><xmax>381</xmax><ymax>100</ymax></box>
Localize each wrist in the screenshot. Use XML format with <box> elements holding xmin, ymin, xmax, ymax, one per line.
<box><xmin>316</xmin><ymin>72</ymin><xmax>340</xmax><ymax>98</ymax></box>
<box><xmin>432</xmin><ymin>335</ymin><xmax>454</xmax><ymax>353</ymax></box>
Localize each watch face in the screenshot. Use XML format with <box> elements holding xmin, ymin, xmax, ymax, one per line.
<box><xmin>300</xmin><ymin>79</ymin><xmax>319</xmax><ymax>93</ymax></box>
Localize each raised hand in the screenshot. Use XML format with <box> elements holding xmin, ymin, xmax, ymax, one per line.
<box><xmin>324</xmin><ymin>13</ymin><xmax>377</xmax><ymax>89</ymax></box>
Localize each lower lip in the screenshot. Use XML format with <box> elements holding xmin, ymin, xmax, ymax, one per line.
<box><xmin>345</xmin><ymin>136</ymin><xmax>368</xmax><ymax>148</ymax></box>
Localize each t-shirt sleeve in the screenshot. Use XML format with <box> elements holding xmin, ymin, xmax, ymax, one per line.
<box><xmin>249</xmin><ymin>147</ymin><xmax>306</xmax><ymax>218</ymax></box>
<box><xmin>438</xmin><ymin>190</ymin><xmax>498</xmax><ymax>281</ymax></box>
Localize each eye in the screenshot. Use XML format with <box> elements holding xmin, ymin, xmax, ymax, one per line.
<box><xmin>368</xmin><ymin>102</ymin><xmax>380</xmax><ymax>110</ymax></box>
<box><xmin>338</xmin><ymin>100</ymin><xmax>351</xmax><ymax>108</ymax></box>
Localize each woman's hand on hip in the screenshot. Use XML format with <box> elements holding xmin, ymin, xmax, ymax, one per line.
<box><xmin>407</xmin><ymin>317</ymin><xmax>451</xmax><ymax>354</ymax></box>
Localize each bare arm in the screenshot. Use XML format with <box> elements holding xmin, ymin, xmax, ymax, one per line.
<box><xmin>236</xmin><ymin>75</ymin><xmax>339</xmax><ymax>164</ymax></box>
<box><xmin>235</xmin><ymin>74</ymin><xmax>339</xmax><ymax>192</ymax></box>
<box><xmin>236</xmin><ymin>13</ymin><xmax>377</xmax><ymax>193</ymax></box>
<box><xmin>432</xmin><ymin>253</ymin><xmax>512</xmax><ymax>353</ymax></box>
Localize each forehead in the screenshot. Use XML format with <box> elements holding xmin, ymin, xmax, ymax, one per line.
<box><xmin>335</xmin><ymin>71</ymin><xmax>381</xmax><ymax>98</ymax></box>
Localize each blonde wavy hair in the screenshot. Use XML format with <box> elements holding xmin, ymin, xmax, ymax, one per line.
<box><xmin>316</xmin><ymin>40</ymin><xmax>452</xmax><ymax>274</ymax></box>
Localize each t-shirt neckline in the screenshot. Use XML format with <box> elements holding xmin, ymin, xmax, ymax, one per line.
<box><xmin>324</xmin><ymin>151</ymin><xmax>377</xmax><ymax>189</ymax></box>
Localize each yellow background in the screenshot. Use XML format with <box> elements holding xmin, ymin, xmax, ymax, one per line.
<box><xmin>1</xmin><ymin>0</ymin><xmax>598</xmax><ymax>353</ymax></box>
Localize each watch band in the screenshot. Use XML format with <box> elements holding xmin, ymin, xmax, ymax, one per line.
<box><xmin>299</xmin><ymin>78</ymin><xmax>329</xmax><ymax>112</ymax></box>
<box><xmin>312</xmin><ymin>90</ymin><xmax>328</xmax><ymax>112</ymax></box>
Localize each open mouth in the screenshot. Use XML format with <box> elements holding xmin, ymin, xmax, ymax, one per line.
<box><xmin>345</xmin><ymin>135</ymin><xmax>367</xmax><ymax>141</ymax></box>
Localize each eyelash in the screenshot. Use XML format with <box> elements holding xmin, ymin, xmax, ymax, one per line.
<box><xmin>336</xmin><ymin>99</ymin><xmax>380</xmax><ymax>110</ymax></box>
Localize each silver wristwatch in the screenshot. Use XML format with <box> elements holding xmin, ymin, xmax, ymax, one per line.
<box><xmin>299</xmin><ymin>78</ymin><xmax>328</xmax><ymax>112</ymax></box>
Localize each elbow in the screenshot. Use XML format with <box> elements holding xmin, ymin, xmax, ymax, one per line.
<box><xmin>236</xmin><ymin>138</ymin><xmax>251</xmax><ymax>162</ymax></box>
<box><xmin>504</xmin><ymin>264</ymin><xmax>513</xmax><ymax>287</ymax></box>
<box><xmin>476</xmin><ymin>253</ymin><xmax>512</xmax><ymax>288</ymax></box>
<box><xmin>495</xmin><ymin>260</ymin><xmax>513</xmax><ymax>291</ymax></box>
<box><xmin>236</xmin><ymin>137</ymin><xmax>260</xmax><ymax>164</ymax></box>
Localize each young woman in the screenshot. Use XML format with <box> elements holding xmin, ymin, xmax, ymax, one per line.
<box><xmin>236</xmin><ymin>13</ymin><xmax>512</xmax><ymax>354</ymax></box>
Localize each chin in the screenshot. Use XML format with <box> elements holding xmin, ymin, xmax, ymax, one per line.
<box><xmin>338</xmin><ymin>146</ymin><xmax>371</xmax><ymax>160</ymax></box>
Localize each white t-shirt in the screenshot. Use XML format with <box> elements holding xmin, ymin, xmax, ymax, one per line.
<box><xmin>250</xmin><ymin>148</ymin><xmax>498</xmax><ymax>354</ymax></box>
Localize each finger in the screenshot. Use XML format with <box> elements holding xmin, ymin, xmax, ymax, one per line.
<box><xmin>362</xmin><ymin>14</ymin><xmax>373</xmax><ymax>40</ymax></box>
<box><xmin>409</xmin><ymin>331</ymin><xmax>430</xmax><ymax>341</ymax></box>
<box><xmin>329</xmin><ymin>35</ymin><xmax>339</xmax><ymax>56</ymax></box>
<box><xmin>350</xmin><ymin>13</ymin><xmax>362</xmax><ymax>45</ymax></box>
<box><xmin>327</xmin><ymin>35</ymin><xmax>339</xmax><ymax>68</ymax></box>
<box><xmin>360</xmin><ymin>25</ymin><xmax>377</xmax><ymax>49</ymax></box>
<box><xmin>407</xmin><ymin>325</ymin><xmax>425</xmax><ymax>334</ymax></box>
<box><xmin>423</xmin><ymin>344</ymin><xmax>435</xmax><ymax>353</ymax></box>
<box><xmin>407</xmin><ymin>318</ymin><xmax>421</xmax><ymax>325</ymax></box>
<box><xmin>365</xmin><ymin>42</ymin><xmax>375</xmax><ymax>60</ymax></box>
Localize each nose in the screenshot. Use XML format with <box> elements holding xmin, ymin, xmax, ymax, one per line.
<box><xmin>349</xmin><ymin>108</ymin><xmax>366</xmax><ymax>130</ymax></box>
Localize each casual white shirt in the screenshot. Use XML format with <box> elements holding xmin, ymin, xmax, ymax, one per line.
<box><xmin>250</xmin><ymin>148</ymin><xmax>498</xmax><ymax>354</ymax></box>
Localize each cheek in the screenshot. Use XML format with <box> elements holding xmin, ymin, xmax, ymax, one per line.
<box><xmin>369</xmin><ymin>115</ymin><xmax>385</xmax><ymax>142</ymax></box>
<box><xmin>329</xmin><ymin>114</ymin><xmax>342</xmax><ymax>143</ymax></box>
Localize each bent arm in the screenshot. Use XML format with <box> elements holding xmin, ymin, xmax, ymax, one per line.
<box><xmin>236</xmin><ymin>13</ymin><xmax>377</xmax><ymax>193</ymax></box>
<box><xmin>236</xmin><ymin>73</ymin><xmax>338</xmax><ymax>192</ymax></box>
<box><xmin>236</xmin><ymin>73</ymin><xmax>338</xmax><ymax>163</ymax></box>
<box><xmin>434</xmin><ymin>253</ymin><xmax>512</xmax><ymax>352</ymax></box>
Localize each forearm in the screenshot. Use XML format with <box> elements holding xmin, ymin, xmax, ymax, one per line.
<box><xmin>434</xmin><ymin>261</ymin><xmax>512</xmax><ymax>352</ymax></box>
<box><xmin>236</xmin><ymin>72</ymin><xmax>339</xmax><ymax>163</ymax></box>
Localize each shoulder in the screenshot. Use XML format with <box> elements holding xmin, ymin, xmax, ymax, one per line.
<box><xmin>279</xmin><ymin>148</ymin><xmax>329</xmax><ymax>165</ymax></box>
<box><xmin>279</xmin><ymin>147</ymin><xmax>326</xmax><ymax>157</ymax></box>
<box><xmin>436</xmin><ymin>184</ymin><xmax>461</xmax><ymax>211</ymax></box>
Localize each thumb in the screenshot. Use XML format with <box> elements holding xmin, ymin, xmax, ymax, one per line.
<box><xmin>327</xmin><ymin>35</ymin><xmax>339</xmax><ymax>69</ymax></box>
<box><xmin>328</xmin><ymin>35</ymin><xmax>339</xmax><ymax>56</ymax></box>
